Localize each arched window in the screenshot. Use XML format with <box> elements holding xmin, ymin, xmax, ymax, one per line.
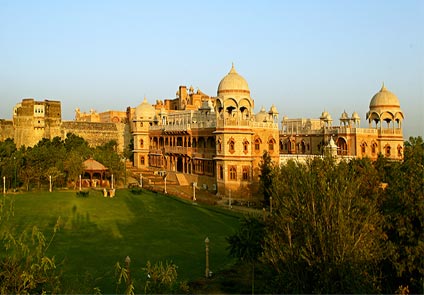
<box><xmin>397</xmin><ymin>145</ymin><xmax>403</xmax><ymax>158</ymax></box>
<box><xmin>228</xmin><ymin>138</ymin><xmax>235</xmax><ymax>154</ymax></box>
<box><xmin>254</xmin><ymin>138</ymin><xmax>261</xmax><ymax>152</ymax></box>
<box><xmin>242</xmin><ymin>166</ymin><xmax>249</xmax><ymax>181</ymax></box>
<box><xmin>243</xmin><ymin>139</ymin><xmax>249</xmax><ymax>154</ymax></box>
<box><xmin>140</xmin><ymin>139</ymin><xmax>144</xmax><ymax>148</ymax></box>
<box><xmin>268</xmin><ymin>138</ymin><xmax>276</xmax><ymax>152</ymax></box>
<box><xmin>385</xmin><ymin>144</ymin><xmax>391</xmax><ymax>157</ymax></box>
<box><xmin>371</xmin><ymin>141</ymin><xmax>377</xmax><ymax>155</ymax></box>
<box><xmin>361</xmin><ymin>141</ymin><xmax>367</xmax><ymax>154</ymax></box>
<box><xmin>217</xmin><ymin>138</ymin><xmax>222</xmax><ymax>153</ymax></box>
<box><xmin>229</xmin><ymin>166</ymin><xmax>237</xmax><ymax>180</ymax></box>
<box><xmin>141</xmin><ymin>156</ymin><xmax>145</xmax><ymax>165</ymax></box>
<box><xmin>218</xmin><ymin>164</ymin><xmax>223</xmax><ymax>180</ymax></box>
<box><xmin>300</xmin><ymin>140</ymin><xmax>306</xmax><ymax>154</ymax></box>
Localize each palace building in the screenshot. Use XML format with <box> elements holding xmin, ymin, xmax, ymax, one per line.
<box><xmin>0</xmin><ymin>65</ymin><xmax>404</xmax><ymax>199</ymax></box>
<box><xmin>128</xmin><ymin>65</ymin><xmax>404</xmax><ymax>198</ymax></box>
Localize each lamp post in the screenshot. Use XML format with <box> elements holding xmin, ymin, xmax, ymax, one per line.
<box><xmin>205</xmin><ymin>237</ymin><xmax>210</xmax><ymax>278</ymax></box>
<box><xmin>164</xmin><ymin>174</ymin><xmax>167</xmax><ymax>194</ymax></box>
<box><xmin>49</xmin><ymin>175</ymin><xmax>52</xmax><ymax>192</ymax></box>
<box><xmin>111</xmin><ymin>174</ymin><xmax>114</xmax><ymax>189</ymax></box>
<box><xmin>193</xmin><ymin>182</ymin><xmax>197</xmax><ymax>201</ymax></box>
<box><xmin>124</xmin><ymin>157</ymin><xmax>127</xmax><ymax>186</ymax></box>
<box><xmin>140</xmin><ymin>173</ymin><xmax>142</xmax><ymax>188</ymax></box>
<box><xmin>3</xmin><ymin>176</ymin><xmax>5</xmax><ymax>194</ymax></box>
<box><xmin>79</xmin><ymin>175</ymin><xmax>82</xmax><ymax>191</ymax></box>
<box><xmin>13</xmin><ymin>156</ymin><xmax>16</xmax><ymax>191</ymax></box>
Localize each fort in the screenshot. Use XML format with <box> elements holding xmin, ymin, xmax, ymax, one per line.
<box><xmin>0</xmin><ymin>65</ymin><xmax>404</xmax><ymax>199</ymax></box>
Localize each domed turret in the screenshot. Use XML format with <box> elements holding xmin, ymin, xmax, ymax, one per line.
<box><xmin>255</xmin><ymin>106</ymin><xmax>268</xmax><ymax>122</ymax></box>
<box><xmin>217</xmin><ymin>64</ymin><xmax>250</xmax><ymax>96</ymax></box>
<box><xmin>340</xmin><ymin>110</ymin><xmax>349</xmax><ymax>126</ymax></box>
<box><xmin>369</xmin><ymin>83</ymin><xmax>400</xmax><ymax>111</ymax></box>
<box><xmin>350</xmin><ymin>111</ymin><xmax>360</xmax><ymax>127</ymax></box>
<box><xmin>135</xmin><ymin>97</ymin><xmax>156</xmax><ymax>121</ymax></box>
<box><xmin>215</xmin><ymin>64</ymin><xmax>254</xmax><ymax>121</ymax></box>
<box><xmin>367</xmin><ymin>84</ymin><xmax>403</xmax><ymax>129</ymax></box>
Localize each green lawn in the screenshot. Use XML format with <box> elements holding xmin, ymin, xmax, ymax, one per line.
<box><xmin>6</xmin><ymin>189</ymin><xmax>242</xmax><ymax>293</ymax></box>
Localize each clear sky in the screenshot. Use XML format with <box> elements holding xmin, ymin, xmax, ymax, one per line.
<box><xmin>0</xmin><ymin>0</ymin><xmax>423</xmax><ymax>138</ymax></box>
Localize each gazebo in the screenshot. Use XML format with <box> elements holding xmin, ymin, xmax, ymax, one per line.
<box><xmin>83</xmin><ymin>158</ymin><xmax>108</xmax><ymax>187</ymax></box>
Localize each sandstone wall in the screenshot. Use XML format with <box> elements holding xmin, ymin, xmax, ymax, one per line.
<box><xmin>61</xmin><ymin>121</ymin><xmax>129</xmax><ymax>152</ymax></box>
<box><xmin>0</xmin><ymin>120</ymin><xmax>14</xmax><ymax>141</ymax></box>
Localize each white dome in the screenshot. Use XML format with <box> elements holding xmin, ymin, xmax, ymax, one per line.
<box><xmin>255</xmin><ymin>106</ymin><xmax>268</xmax><ymax>122</ymax></box>
<box><xmin>370</xmin><ymin>84</ymin><xmax>400</xmax><ymax>110</ymax></box>
<box><xmin>217</xmin><ymin>64</ymin><xmax>250</xmax><ymax>96</ymax></box>
<box><xmin>135</xmin><ymin>98</ymin><xmax>156</xmax><ymax>120</ymax></box>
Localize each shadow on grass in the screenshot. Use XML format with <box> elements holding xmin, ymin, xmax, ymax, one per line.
<box><xmin>12</xmin><ymin>190</ymin><xmax>242</xmax><ymax>294</ymax></box>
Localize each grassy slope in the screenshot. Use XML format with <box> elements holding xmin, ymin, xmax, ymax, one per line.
<box><xmin>7</xmin><ymin>190</ymin><xmax>241</xmax><ymax>293</ymax></box>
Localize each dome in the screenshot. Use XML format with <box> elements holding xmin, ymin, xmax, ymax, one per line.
<box><xmin>369</xmin><ymin>83</ymin><xmax>400</xmax><ymax>110</ymax></box>
<box><xmin>351</xmin><ymin>111</ymin><xmax>360</xmax><ymax>120</ymax></box>
<box><xmin>320</xmin><ymin>111</ymin><xmax>329</xmax><ymax>120</ymax></box>
<box><xmin>217</xmin><ymin>64</ymin><xmax>250</xmax><ymax>96</ymax></box>
<box><xmin>255</xmin><ymin>106</ymin><xmax>268</xmax><ymax>122</ymax></box>
<box><xmin>340</xmin><ymin>110</ymin><xmax>349</xmax><ymax>120</ymax></box>
<box><xmin>135</xmin><ymin>97</ymin><xmax>156</xmax><ymax>120</ymax></box>
<box><xmin>269</xmin><ymin>104</ymin><xmax>278</xmax><ymax>114</ymax></box>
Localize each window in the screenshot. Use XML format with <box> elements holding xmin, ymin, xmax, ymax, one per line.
<box><xmin>229</xmin><ymin>166</ymin><xmax>237</xmax><ymax>180</ymax></box>
<box><xmin>397</xmin><ymin>145</ymin><xmax>403</xmax><ymax>158</ymax></box>
<box><xmin>361</xmin><ymin>142</ymin><xmax>367</xmax><ymax>154</ymax></box>
<box><xmin>217</xmin><ymin>138</ymin><xmax>222</xmax><ymax>153</ymax></box>
<box><xmin>242</xmin><ymin>166</ymin><xmax>249</xmax><ymax>181</ymax></box>
<box><xmin>141</xmin><ymin>156</ymin><xmax>145</xmax><ymax>165</ymax></box>
<box><xmin>254</xmin><ymin>138</ymin><xmax>261</xmax><ymax>152</ymax></box>
<box><xmin>385</xmin><ymin>144</ymin><xmax>391</xmax><ymax>157</ymax></box>
<box><xmin>140</xmin><ymin>139</ymin><xmax>144</xmax><ymax>148</ymax></box>
<box><xmin>229</xmin><ymin>138</ymin><xmax>235</xmax><ymax>154</ymax></box>
<box><xmin>218</xmin><ymin>165</ymin><xmax>223</xmax><ymax>180</ymax></box>
<box><xmin>243</xmin><ymin>139</ymin><xmax>249</xmax><ymax>154</ymax></box>
<box><xmin>371</xmin><ymin>142</ymin><xmax>377</xmax><ymax>155</ymax></box>
<box><xmin>268</xmin><ymin>138</ymin><xmax>276</xmax><ymax>153</ymax></box>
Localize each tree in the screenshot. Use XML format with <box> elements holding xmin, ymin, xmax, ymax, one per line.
<box><xmin>0</xmin><ymin>139</ymin><xmax>18</xmax><ymax>190</ymax></box>
<box><xmin>94</xmin><ymin>140</ymin><xmax>124</xmax><ymax>184</ymax></box>
<box><xmin>227</xmin><ymin>216</ymin><xmax>265</xmax><ymax>294</ymax></box>
<box><xmin>63</xmin><ymin>151</ymin><xmax>85</xmax><ymax>189</ymax></box>
<box><xmin>262</xmin><ymin>157</ymin><xmax>386</xmax><ymax>293</ymax></box>
<box><xmin>380</xmin><ymin>136</ymin><xmax>424</xmax><ymax>293</ymax></box>
<box><xmin>114</xmin><ymin>259</ymin><xmax>189</xmax><ymax>295</ymax></box>
<box><xmin>0</xmin><ymin>198</ymin><xmax>62</xmax><ymax>293</ymax></box>
<box><xmin>258</xmin><ymin>151</ymin><xmax>274</xmax><ymax>206</ymax></box>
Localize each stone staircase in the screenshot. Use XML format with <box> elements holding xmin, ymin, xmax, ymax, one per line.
<box><xmin>175</xmin><ymin>173</ymin><xmax>189</xmax><ymax>186</ymax></box>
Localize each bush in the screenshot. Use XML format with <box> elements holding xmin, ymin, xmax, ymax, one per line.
<box><xmin>130</xmin><ymin>187</ymin><xmax>143</xmax><ymax>195</ymax></box>
<box><xmin>76</xmin><ymin>190</ymin><xmax>89</xmax><ymax>197</ymax></box>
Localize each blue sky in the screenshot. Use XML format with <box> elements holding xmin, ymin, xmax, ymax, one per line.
<box><xmin>0</xmin><ymin>0</ymin><xmax>422</xmax><ymax>138</ymax></box>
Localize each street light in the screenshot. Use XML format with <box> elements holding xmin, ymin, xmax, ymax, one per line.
<box><xmin>123</xmin><ymin>157</ymin><xmax>127</xmax><ymax>186</ymax></box>
<box><xmin>13</xmin><ymin>156</ymin><xmax>16</xmax><ymax>191</ymax></box>
<box><xmin>205</xmin><ymin>237</ymin><xmax>210</xmax><ymax>278</ymax></box>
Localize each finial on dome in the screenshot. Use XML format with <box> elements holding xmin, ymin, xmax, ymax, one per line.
<box><xmin>380</xmin><ymin>82</ymin><xmax>387</xmax><ymax>92</ymax></box>
<box><xmin>143</xmin><ymin>96</ymin><xmax>147</xmax><ymax>102</ymax></box>
<box><xmin>229</xmin><ymin>62</ymin><xmax>237</xmax><ymax>74</ymax></box>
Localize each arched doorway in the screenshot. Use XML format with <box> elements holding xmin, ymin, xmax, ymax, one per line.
<box><xmin>337</xmin><ymin>137</ymin><xmax>348</xmax><ymax>155</ymax></box>
<box><xmin>177</xmin><ymin>156</ymin><xmax>183</xmax><ymax>173</ymax></box>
